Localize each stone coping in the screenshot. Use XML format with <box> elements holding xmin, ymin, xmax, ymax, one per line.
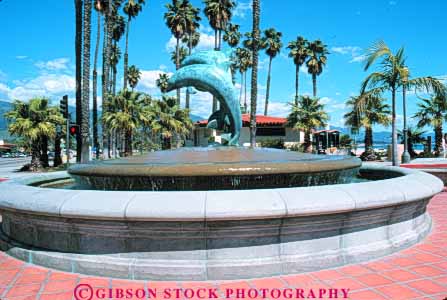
<box><xmin>0</xmin><ymin>166</ymin><xmax>443</xmax><ymax>222</ymax></box>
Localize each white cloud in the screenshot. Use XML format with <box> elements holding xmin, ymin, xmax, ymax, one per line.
<box><xmin>35</xmin><ymin>58</ymin><xmax>70</xmax><ymax>70</ymax></box>
<box><xmin>350</xmin><ymin>55</ymin><xmax>366</xmax><ymax>63</ymax></box>
<box><xmin>166</xmin><ymin>31</ymin><xmax>215</xmax><ymax>52</ymax></box>
<box><xmin>16</xmin><ymin>55</ymin><xmax>28</xmax><ymax>60</ymax></box>
<box><xmin>331</xmin><ymin>46</ymin><xmax>366</xmax><ymax>63</ymax></box>
<box><xmin>331</xmin><ymin>46</ymin><xmax>361</xmax><ymax>55</ymax></box>
<box><xmin>3</xmin><ymin>74</ymin><xmax>75</xmax><ymax>101</ymax></box>
<box><xmin>233</xmin><ymin>1</ymin><xmax>252</xmax><ymax>18</ymax></box>
<box><xmin>319</xmin><ymin>96</ymin><xmax>332</xmax><ymax>105</ymax></box>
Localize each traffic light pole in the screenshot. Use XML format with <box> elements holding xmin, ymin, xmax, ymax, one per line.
<box><xmin>66</xmin><ymin>113</ymin><xmax>70</xmax><ymax>169</ymax></box>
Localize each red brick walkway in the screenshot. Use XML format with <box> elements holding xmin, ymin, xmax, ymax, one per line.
<box><xmin>1</xmin><ymin>192</ymin><xmax>447</xmax><ymax>300</ymax></box>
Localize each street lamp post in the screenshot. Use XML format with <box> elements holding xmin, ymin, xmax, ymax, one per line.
<box><xmin>401</xmin><ymin>67</ymin><xmax>411</xmax><ymax>164</ymax></box>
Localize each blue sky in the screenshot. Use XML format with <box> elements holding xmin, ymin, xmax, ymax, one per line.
<box><xmin>0</xmin><ymin>0</ymin><xmax>446</xmax><ymax>130</ymax></box>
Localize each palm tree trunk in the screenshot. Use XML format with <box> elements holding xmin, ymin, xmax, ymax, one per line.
<box><xmin>185</xmin><ymin>35</ymin><xmax>192</xmax><ymax>109</ymax></box>
<box><xmin>391</xmin><ymin>87</ymin><xmax>398</xmax><ymax>166</ymax></box>
<box><xmin>264</xmin><ymin>56</ymin><xmax>272</xmax><ymax>116</ymax></box>
<box><xmin>40</xmin><ymin>136</ymin><xmax>49</xmax><ymax>168</ymax></box>
<box><xmin>218</xmin><ymin>29</ymin><xmax>222</xmax><ymax>50</ymax></box>
<box><xmin>434</xmin><ymin>125</ymin><xmax>443</xmax><ymax>156</ymax></box>
<box><xmin>123</xmin><ymin>15</ymin><xmax>130</xmax><ymax>90</ymax></box>
<box><xmin>30</xmin><ymin>142</ymin><xmax>42</xmax><ymax>171</ymax></box>
<box><xmin>295</xmin><ymin>64</ymin><xmax>299</xmax><ymax>106</ymax></box>
<box><xmin>312</xmin><ymin>73</ymin><xmax>317</xmax><ymax>98</ymax></box>
<box><xmin>125</xmin><ymin>129</ymin><xmax>133</xmax><ymax>156</ymax></box>
<box><xmin>175</xmin><ymin>37</ymin><xmax>181</xmax><ymax>106</ymax></box>
<box><xmin>54</xmin><ymin>134</ymin><xmax>62</xmax><ymax>167</ymax></box>
<box><xmin>244</xmin><ymin>71</ymin><xmax>248</xmax><ymax>113</ymax></box>
<box><xmin>365</xmin><ymin>126</ymin><xmax>373</xmax><ymax>154</ymax></box>
<box><xmin>239</xmin><ymin>72</ymin><xmax>243</xmax><ymax>107</ymax></box>
<box><xmin>92</xmin><ymin>10</ymin><xmax>101</xmax><ymax>159</ymax></box>
<box><xmin>81</xmin><ymin>0</ymin><xmax>92</xmax><ymax>164</ymax></box>
<box><xmin>102</xmin><ymin>1</ymin><xmax>113</xmax><ymax>159</ymax></box>
<box><xmin>75</xmin><ymin>0</ymin><xmax>83</xmax><ymax>163</ymax></box>
<box><xmin>212</xmin><ymin>29</ymin><xmax>218</xmax><ymax>112</ymax></box>
<box><xmin>304</xmin><ymin>131</ymin><xmax>311</xmax><ymax>153</ymax></box>
<box><xmin>249</xmin><ymin>0</ymin><xmax>260</xmax><ymax>148</ymax></box>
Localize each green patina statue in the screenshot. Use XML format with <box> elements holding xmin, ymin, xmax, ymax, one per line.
<box><xmin>166</xmin><ymin>50</ymin><xmax>242</xmax><ymax>146</ymax></box>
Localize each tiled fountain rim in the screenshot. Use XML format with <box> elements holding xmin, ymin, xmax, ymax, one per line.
<box><xmin>0</xmin><ymin>165</ymin><xmax>443</xmax><ymax>222</ymax></box>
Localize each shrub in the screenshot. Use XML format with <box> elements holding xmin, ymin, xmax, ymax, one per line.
<box><xmin>260</xmin><ymin>139</ymin><xmax>285</xmax><ymax>149</ymax></box>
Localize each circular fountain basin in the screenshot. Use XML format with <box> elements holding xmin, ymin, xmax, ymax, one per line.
<box><xmin>0</xmin><ymin>165</ymin><xmax>442</xmax><ymax>280</ymax></box>
<box><xmin>68</xmin><ymin>147</ymin><xmax>361</xmax><ymax>190</ymax></box>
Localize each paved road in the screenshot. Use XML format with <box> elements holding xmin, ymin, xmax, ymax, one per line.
<box><xmin>0</xmin><ymin>157</ymin><xmax>30</xmax><ymax>177</ymax></box>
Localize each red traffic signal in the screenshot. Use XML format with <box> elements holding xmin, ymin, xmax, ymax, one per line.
<box><xmin>69</xmin><ymin>125</ymin><xmax>79</xmax><ymax>136</ymax></box>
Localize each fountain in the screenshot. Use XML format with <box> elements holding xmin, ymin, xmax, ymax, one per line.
<box><xmin>0</xmin><ymin>51</ymin><xmax>443</xmax><ymax>280</ymax></box>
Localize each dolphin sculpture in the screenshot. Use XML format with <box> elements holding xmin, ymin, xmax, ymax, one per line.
<box><xmin>166</xmin><ymin>50</ymin><xmax>242</xmax><ymax>146</ymax></box>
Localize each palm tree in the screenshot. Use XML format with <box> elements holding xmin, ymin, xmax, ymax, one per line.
<box><xmin>182</xmin><ymin>31</ymin><xmax>200</xmax><ymax>109</ymax></box>
<box><xmin>101</xmin><ymin>0</ymin><xmax>115</xmax><ymax>159</ymax></box>
<box><xmin>127</xmin><ymin>65</ymin><xmax>141</xmax><ymax>90</ymax></box>
<box><xmin>151</xmin><ymin>96</ymin><xmax>193</xmax><ymax>149</ymax></box>
<box><xmin>287</xmin><ymin>36</ymin><xmax>308</xmax><ymax>106</ymax></box>
<box><xmin>75</xmin><ymin>0</ymin><xmax>83</xmax><ymax>162</ymax></box>
<box><xmin>81</xmin><ymin>0</ymin><xmax>92</xmax><ymax>163</ymax></box>
<box><xmin>203</xmin><ymin>0</ymin><xmax>236</xmax><ymax>112</ymax></box>
<box><xmin>235</xmin><ymin>47</ymin><xmax>252</xmax><ymax>112</ymax></box>
<box><xmin>414</xmin><ymin>95</ymin><xmax>447</xmax><ymax>156</ymax></box>
<box><xmin>165</xmin><ymin>0</ymin><xmax>190</xmax><ymax>105</ymax></box>
<box><xmin>361</xmin><ymin>41</ymin><xmax>446</xmax><ymax>165</ymax></box>
<box><xmin>170</xmin><ymin>46</ymin><xmax>189</xmax><ymax>66</ymax></box>
<box><xmin>223</xmin><ymin>23</ymin><xmax>241</xmax><ymax>48</ymax></box>
<box><xmin>287</xmin><ymin>96</ymin><xmax>329</xmax><ymax>153</ymax></box>
<box><xmin>92</xmin><ymin>0</ymin><xmax>106</xmax><ymax>160</ymax></box>
<box><xmin>5</xmin><ymin>99</ymin><xmax>64</xmax><ymax>171</ymax></box>
<box><xmin>398</xmin><ymin>126</ymin><xmax>426</xmax><ymax>158</ymax></box>
<box><xmin>111</xmin><ymin>14</ymin><xmax>126</xmax><ymax>94</ymax></box>
<box><xmin>110</xmin><ymin>43</ymin><xmax>122</xmax><ymax>95</ymax></box>
<box><xmin>261</xmin><ymin>28</ymin><xmax>282</xmax><ymax>116</ymax></box>
<box><xmin>249</xmin><ymin>0</ymin><xmax>260</xmax><ymax>148</ymax></box>
<box><xmin>103</xmin><ymin>90</ymin><xmax>152</xmax><ymax>156</ymax></box>
<box><xmin>344</xmin><ymin>94</ymin><xmax>391</xmax><ymax>157</ymax></box>
<box><xmin>156</xmin><ymin>73</ymin><xmax>170</xmax><ymax>94</ymax></box>
<box><xmin>306</xmin><ymin>39</ymin><xmax>329</xmax><ymax>97</ymax></box>
<box><xmin>123</xmin><ymin>0</ymin><xmax>145</xmax><ymax>90</ymax></box>
<box><xmin>203</xmin><ymin>0</ymin><xmax>236</xmax><ymax>50</ymax></box>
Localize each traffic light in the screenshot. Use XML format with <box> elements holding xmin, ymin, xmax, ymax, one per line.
<box><xmin>60</xmin><ymin>95</ymin><xmax>68</xmax><ymax>118</ymax></box>
<box><xmin>69</xmin><ymin>124</ymin><xmax>79</xmax><ymax>136</ymax></box>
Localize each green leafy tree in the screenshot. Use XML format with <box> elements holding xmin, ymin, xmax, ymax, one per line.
<box><xmin>306</xmin><ymin>39</ymin><xmax>329</xmax><ymax>98</ymax></box>
<box><xmin>344</xmin><ymin>94</ymin><xmax>391</xmax><ymax>156</ymax></box>
<box><xmin>5</xmin><ymin>98</ymin><xmax>64</xmax><ymax>170</ymax></box>
<box><xmin>414</xmin><ymin>95</ymin><xmax>447</xmax><ymax>156</ymax></box>
<box><xmin>287</xmin><ymin>36</ymin><xmax>308</xmax><ymax>105</ymax></box>
<box><xmin>287</xmin><ymin>96</ymin><xmax>329</xmax><ymax>153</ymax></box>
<box><xmin>123</xmin><ymin>0</ymin><xmax>145</xmax><ymax>90</ymax></box>
<box><xmin>261</xmin><ymin>28</ymin><xmax>282</xmax><ymax>116</ymax></box>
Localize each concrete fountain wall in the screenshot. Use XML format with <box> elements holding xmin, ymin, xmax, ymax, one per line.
<box><xmin>0</xmin><ymin>166</ymin><xmax>443</xmax><ymax>280</ymax></box>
